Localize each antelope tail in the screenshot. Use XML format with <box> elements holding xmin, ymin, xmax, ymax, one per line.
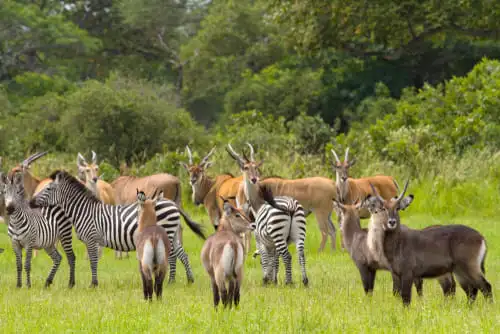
<box><xmin>177</xmin><ymin>207</ymin><xmax>206</xmax><ymax>240</ymax></box>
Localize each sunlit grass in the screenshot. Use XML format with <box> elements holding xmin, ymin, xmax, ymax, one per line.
<box><xmin>0</xmin><ymin>205</ymin><xmax>499</xmax><ymax>332</ymax></box>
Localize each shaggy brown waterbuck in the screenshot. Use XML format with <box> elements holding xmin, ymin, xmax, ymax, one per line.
<box><xmin>77</xmin><ymin>151</ymin><xmax>119</xmax><ymax>259</ymax></box>
<box><xmin>111</xmin><ymin>168</ymin><xmax>184</xmax><ymax>246</ymax></box>
<box><xmin>134</xmin><ymin>189</ymin><xmax>171</xmax><ymax>301</ymax></box>
<box><xmin>181</xmin><ymin>146</ymin><xmax>252</xmax><ymax>253</ymax></box>
<box><xmin>332</xmin><ymin>198</ymin><xmax>455</xmax><ymax>297</ymax></box>
<box><xmin>201</xmin><ymin>197</ymin><xmax>253</xmax><ymax>308</ymax></box>
<box><xmin>227</xmin><ymin>142</ymin><xmax>338</xmax><ymax>252</ymax></box>
<box><xmin>364</xmin><ymin>180</ymin><xmax>492</xmax><ymax>306</ymax></box>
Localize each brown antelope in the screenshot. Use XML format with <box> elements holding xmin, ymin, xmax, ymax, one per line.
<box><xmin>8</xmin><ymin>152</ymin><xmax>52</xmax><ymax>200</ymax></box>
<box><xmin>134</xmin><ymin>189</ymin><xmax>171</xmax><ymax>301</ymax></box>
<box><xmin>201</xmin><ymin>197</ymin><xmax>253</xmax><ymax>308</ymax></box>
<box><xmin>228</xmin><ymin>143</ymin><xmax>338</xmax><ymax>252</ymax></box>
<box><xmin>332</xmin><ymin>197</ymin><xmax>456</xmax><ymax>298</ymax></box>
<box><xmin>181</xmin><ymin>146</ymin><xmax>253</xmax><ymax>254</ymax></box>
<box><xmin>364</xmin><ymin>180</ymin><xmax>493</xmax><ymax>306</ymax></box>
<box><xmin>77</xmin><ymin>151</ymin><xmax>119</xmax><ymax>259</ymax></box>
<box><xmin>111</xmin><ymin>169</ymin><xmax>184</xmax><ymax>246</ymax></box>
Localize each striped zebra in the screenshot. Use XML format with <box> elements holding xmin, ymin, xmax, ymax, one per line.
<box><xmin>251</xmin><ymin>185</ymin><xmax>308</xmax><ymax>286</ymax></box>
<box><xmin>2</xmin><ymin>173</ymin><xmax>76</xmax><ymax>288</ymax></box>
<box><xmin>30</xmin><ymin>170</ymin><xmax>205</xmax><ymax>287</ymax></box>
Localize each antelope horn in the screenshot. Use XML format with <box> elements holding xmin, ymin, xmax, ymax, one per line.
<box><xmin>91</xmin><ymin>150</ymin><xmax>97</xmax><ymax>164</ymax></box>
<box><xmin>395</xmin><ymin>179</ymin><xmax>410</xmax><ymax>202</ymax></box>
<box><xmin>151</xmin><ymin>188</ymin><xmax>158</xmax><ymax>200</ymax></box>
<box><xmin>345</xmin><ymin>147</ymin><xmax>350</xmax><ymax>162</ymax></box>
<box><xmin>226</xmin><ymin>144</ymin><xmax>245</xmax><ymax>164</ymax></box>
<box><xmin>185</xmin><ymin>145</ymin><xmax>193</xmax><ymax>165</ymax></box>
<box><xmin>331</xmin><ymin>149</ymin><xmax>340</xmax><ymax>163</ymax></box>
<box><xmin>369</xmin><ymin>182</ymin><xmax>385</xmax><ymax>202</ymax></box>
<box><xmin>22</xmin><ymin>151</ymin><xmax>48</xmax><ymax>169</ymax></box>
<box><xmin>246</xmin><ymin>142</ymin><xmax>255</xmax><ymax>161</ymax></box>
<box><xmin>200</xmin><ymin>146</ymin><xmax>216</xmax><ymax>167</ymax></box>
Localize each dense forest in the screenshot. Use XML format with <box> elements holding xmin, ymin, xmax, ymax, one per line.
<box><xmin>1</xmin><ymin>0</ymin><xmax>500</xmax><ymax>197</ymax></box>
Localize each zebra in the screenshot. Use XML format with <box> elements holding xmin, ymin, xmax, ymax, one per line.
<box><xmin>1</xmin><ymin>173</ymin><xmax>76</xmax><ymax>288</ymax></box>
<box><xmin>250</xmin><ymin>185</ymin><xmax>308</xmax><ymax>286</ymax></box>
<box><xmin>30</xmin><ymin>170</ymin><xmax>206</xmax><ymax>287</ymax></box>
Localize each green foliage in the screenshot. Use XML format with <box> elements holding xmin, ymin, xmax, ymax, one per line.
<box><xmin>59</xmin><ymin>73</ymin><xmax>206</xmax><ymax>166</ymax></box>
<box><xmin>287</xmin><ymin>112</ymin><xmax>335</xmax><ymax>154</ymax></box>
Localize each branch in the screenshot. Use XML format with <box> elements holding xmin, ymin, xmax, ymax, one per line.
<box><xmin>450</xmin><ymin>23</ymin><xmax>500</xmax><ymax>39</ymax></box>
<box><xmin>157</xmin><ymin>29</ymin><xmax>180</xmax><ymax>62</ymax></box>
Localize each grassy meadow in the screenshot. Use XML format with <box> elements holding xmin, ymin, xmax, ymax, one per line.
<box><xmin>0</xmin><ymin>202</ymin><xmax>499</xmax><ymax>333</ymax></box>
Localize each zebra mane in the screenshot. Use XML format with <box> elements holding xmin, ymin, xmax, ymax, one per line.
<box><xmin>50</xmin><ymin>170</ymin><xmax>101</xmax><ymax>203</ymax></box>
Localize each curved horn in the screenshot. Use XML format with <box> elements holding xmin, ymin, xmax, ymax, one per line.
<box><xmin>200</xmin><ymin>146</ymin><xmax>216</xmax><ymax>167</ymax></box>
<box><xmin>344</xmin><ymin>147</ymin><xmax>350</xmax><ymax>162</ymax></box>
<box><xmin>77</xmin><ymin>152</ymin><xmax>87</xmax><ymax>167</ymax></box>
<box><xmin>185</xmin><ymin>145</ymin><xmax>193</xmax><ymax>165</ymax></box>
<box><xmin>246</xmin><ymin>142</ymin><xmax>255</xmax><ymax>161</ymax></box>
<box><xmin>331</xmin><ymin>149</ymin><xmax>340</xmax><ymax>163</ymax></box>
<box><xmin>395</xmin><ymin>179</ymin><xmax>410</xmax><ymax>202</ymax></box>
<box><xmin>226</xmin><ymin>144</ymin><xmax>245</xmax><ymax>164</ymax></box>
<box><xmin>22</xmin><ymin>151</ymin><xmax>48</xmax><ymax>169</ymax></box>
<box><xmin>151</xmin><ymin>188</ymin><xmax>158</xmax><ymax>200</ymax></box>
<box><xmin>369</xmin><ymin>182</ymin><xmax>385</xmax><ymax>202</ymax></box>
<box><xmin>91</xmin><ymin>151</ymin><xmax>97</xmax><ymax>164</ymax></box>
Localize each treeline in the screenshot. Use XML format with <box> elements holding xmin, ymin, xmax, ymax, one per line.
<box><xmin>1</xmin><ymin>0</ymin><xmax>500</xmax><ymax>183</ymax></box>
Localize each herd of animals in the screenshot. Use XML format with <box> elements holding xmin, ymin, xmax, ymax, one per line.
<box><xmin>0</xmin><ymin>143</ymin><xmax>493</xmax><ymax>308</ymax></box>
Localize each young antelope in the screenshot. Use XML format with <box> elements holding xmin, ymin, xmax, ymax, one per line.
<box><xmin>201</xmin><ymin>197</ymin><xmax>254</xmax><ymax>309</ymax></box>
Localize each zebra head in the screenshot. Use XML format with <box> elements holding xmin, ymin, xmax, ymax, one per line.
<box><xmin>29</xmin><ymin>171</ymin><xmax>62</xmax><ymax>208</ymax></box>
<box><xmin>4</xmin><ymin>173</ymin><xmax>25</xmax><ymax>215</ymax></box>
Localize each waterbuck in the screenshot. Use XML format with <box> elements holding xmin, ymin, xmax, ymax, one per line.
<box><xmin>201</xmin><ymin>197</ymin><xmax>253</xmax><ymax>308</ymax></box>
<box><xmin>77</xmin><ymin>151</ymin><xmax>119</xmax><ymax>259</ymax></box>
<box><xmin>135</xmin><ymin>189</ymin><xmax>171</xmax><ymax>301</ymax></box>
<box><xmin>227</xmin><ymin>143</ymin><xmax>338</xmax><ymax>252</ymax></box>
<box><xmin>332</xmin><ymin>198</ymin><xmax>455</xmax><ymax>297</ymax></box>
<box><xmin>181</xmin><ymin>146</ymin><xmax>252</xmax><ymax>253</ymax></box>
<box><xmin>364</xmin><ymin>180</ymin><xmax>493</xmax><ymax>305</ymax></box>
<box><xmin>111</xmin><ymin>169</ymin><xmax>184</xmax><ymax>246</ymax></box>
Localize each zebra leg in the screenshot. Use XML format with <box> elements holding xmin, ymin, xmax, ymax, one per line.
<box><xmin>277</xmin><ymin>242</ymin><xmax>293</xmax><ymax>285</ymax></box>
<box><xmin>261</xmin><ymin>247</ymin><xmax>274</xmax><ymax>285</ymax></box>
<box><xmin>296</xmin><ymin>239</ymin><xmax>308</xmax><ymax>287</ymax></box>
<box><xmin>175</xmin><ymin>243</ymin><xmax>195</xmax><ymax>284</ymax></box>
<box><xmin>25</xmin><ymin>247</ymin><xmax>33</xmax><ymax>288</ymax></box>
<box><xmin>44</xmin><ymin>246</ymin><xmax>62</xmax><ymax>288</ymax></box>
<box><xmin>272</xmin><ymin>250</ymin><xmax>279</xmax><ymax>285</ymax></box>
<box><xmin>12</xmin><ymin>242</ymin><xmax>23</xmax><ymax>288</ymax></box>
<box><xmin>86</xmin><ymin>241</ymin><xmax>99</xmax><ymax>287</ymax></box>
<box><xmin>167</xmin><ymin>248</ymin><xmax>178</xmax><ymax>284</ymax></box>
<box><xmin>59</xmin><ymin>224</ymin><xmax>76</xmax><ymax>288</ymax></box>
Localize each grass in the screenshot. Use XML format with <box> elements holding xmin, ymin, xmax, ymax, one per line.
<box><xmin>0</xmin><ymin>207</ymin><xmax>499</xmax><ymax>333</ymax></box>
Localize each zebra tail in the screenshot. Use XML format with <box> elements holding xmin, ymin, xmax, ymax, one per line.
<box><xmin>259</xmin><ymin>185</ymin><xmax>292</xmax><ymax>214</ymax></box>
<box><xmin>177</xmin><ymin>207</ymin><xmax>206</xmax><ymax>240</ymax></box>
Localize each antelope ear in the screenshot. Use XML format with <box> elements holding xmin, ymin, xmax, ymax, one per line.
<box><xmin>180</xmin><ymin>162</ymin><xmax>189</xmax><ymax>172</ymax></box>
<box><xmin>223</xmin><ymin>201</ymin><xmax>232</xmax><ymax>216</ymax></box>
<box><xmin>156</xmin><ymin>190</ymin><xmax>164</xmax><ymax>201</ymax></box>
<box><xmin>363</xmin><ymin>195</ymin><xmax>382</xmax><ymax>212</ymax></box>
<box><xmin>348</xmin><ymin>158</ymin><xmax>356</xmax><ymax>167</ymax></box>
<box><xmin>204</xmin><ymin>161</ymin><xmax>214</xmax><ymax>169</ymax></box>
<box><xmin>398</xmin><ymin>194</ymin><xmax>414</xmax><ymax>211</ymax></box>
<box><xmin>332</xmin><ymin>199</ymin><xmax>344</xmax><ymax>213</ymax></box>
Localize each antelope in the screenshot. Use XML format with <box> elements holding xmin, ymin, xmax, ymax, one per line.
<box><xmin>332</xmin><ymin>197</ymin><xmax>455</xmax><ymax>297</ymax></box>
<box><xmin>8</xmin><ymin>152</ymin><xmax>52</xmax><ymax>199</ymax></box>
<box><xmin>229</xmin><ymin>143</ymin><xmax>338</xmax><ymax>252</ymax></box>
<box><xmin>364</xmin><ymin>180</ymin><xmax>493</xmax><ymax>306</ymax></box>
<box><xmin>201</xmin><ymin>197</ymin><xmax>253</xmax><ymax>308</ymax></box>
<box><xmin>111</xmin><ymin>169</ymin><xmax>184</xmax><ymax>246</ymax></box>
<box><xmin>135</xmin><ymin>189</ymin><xmax>171</xmax><ymax>301</ymax></box>
<box><xmin>181</xmin><ymin>146</ymin><xmax>252</xmax><ymax>253</ymax></box>
<box><xmin>77</xmin><ymin>151</ymin><xmax>119</xmax><ymax>259</ymax></box>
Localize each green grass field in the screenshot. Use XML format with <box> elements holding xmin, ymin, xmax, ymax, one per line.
<box><xmin>0</xmin><ymin>210</ymin><xmax>499</xmax><ymax>333</ymax></box>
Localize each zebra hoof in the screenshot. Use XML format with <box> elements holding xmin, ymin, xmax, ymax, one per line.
<box><xmin>44</xmin><ymin>280</ymin><xmax>53</xmax><ymax>288</ymax></box>
<box><xmin>285</xmin><ymin>281</ymin><xmax>295</xmax><ymax>286</ymax></box>
<box><xmin>68</xmin><ymin>281</ymin><xmax>75</xmax><ymax>289</ymax></box>
<box><xmin>89</xmin><ymin>282</ymin><xmax>98</xmax><ymax>288</ymax></box>
<box><xmin>16</xmin><ymin>284</ymin><xmax>21</xmax><ymax>289</ymax></box>
<box><xmin>303</xmin><ymin>278</ymin><xmax>309</xmax><ymax>287</ymax></box>
<box><xmin>168</xmin><ymin>279</ymin><xmax>176</xmax><ymax>284</ymax></box>
<box><xmin>187</xmin><ymin>278</ymin><xmax>194</xmax><ymax>284</ymax></box>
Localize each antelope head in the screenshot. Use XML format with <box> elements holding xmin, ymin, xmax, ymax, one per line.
<box><xmin>136</xmin><ymin>188</ymin><xmax>163</xmax><ymax>229</ymax></box>
<box><xmin>219</xmin><ymin>196</ymin><xmax>254</xmax><ymax>234</ymax></box>
<box><xmin>331</xmin><ymin>147</ymin><xmax>356</xmax><ymax>203</ymax></box>
<box><xmin>226</xmin><ymin>142</ymin><xmax>263</xmax><ymax>185</ymax></box>
<box><xmin>363</xmin><ymin>179</ymin><xmax>414</xmax><ymax>231</ymax></box>
<box><xmin>181</xmin><ymin>145</ymin><xmax>216</xmax><ymax>205</ymax></box>
<box><xmin>77</xmin><ymin>151</ymin><xmax>101</xmax><ymax>185</ymax></box>
<box><xmin>8</xmin><ymin>151</ymin><xmax>49</xmax><ymax>179</ymax></box>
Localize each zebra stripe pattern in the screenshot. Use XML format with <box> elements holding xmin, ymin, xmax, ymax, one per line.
<box><xmin>252</xmin><ymin>196</ymin><xmax>308</xmax><ymax>286</ymax></box>
<box><xmin>2</xmin><ymin>176</ymin><xmax>75</xmax><ymax>288</ymax></box>
<box><xmin>30</xmin><ymin>170</ymin><xmax>205</xmax><ymax>287</ymax></box>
